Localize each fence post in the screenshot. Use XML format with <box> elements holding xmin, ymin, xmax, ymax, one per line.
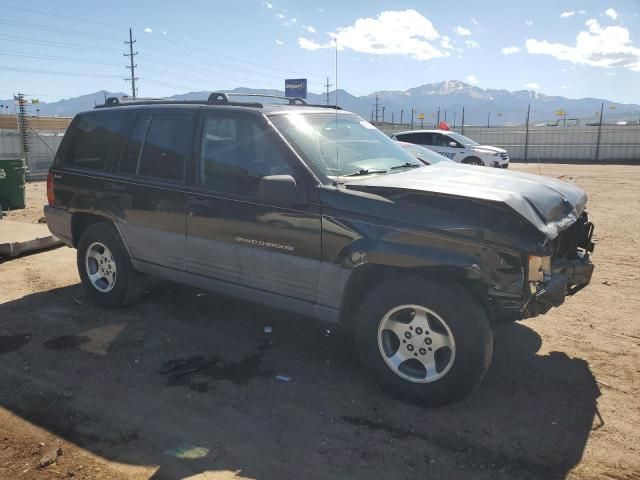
<box><xmin>595</xmin><ymin>102</ymin><xmax>604</xmax><ymax>162</ymax></box>
<box><xmin>524</xmin><ymin>103</ymin><xmax>530</xmax><ymax>163</ymax></box>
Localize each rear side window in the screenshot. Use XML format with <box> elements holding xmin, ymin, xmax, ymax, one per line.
<box><xmin>116</xmin><ymin>112</ymin><xmax>193</xmax><ymax>182</ymax></box>
<box><xmin>64</xmin><ymin>111</ymin><xmax>126</xmax><ymax>170</ymax></box>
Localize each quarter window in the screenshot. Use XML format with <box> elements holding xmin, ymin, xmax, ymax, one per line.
<box><xmin>65</xmin><ymin>111</ymin><xmax>126</xmax><ymax>170</ymax></box>
<box><xmin>199</xmin><ymin>114</ymin><xmax>292</xmax><ymax>195</ymax></box>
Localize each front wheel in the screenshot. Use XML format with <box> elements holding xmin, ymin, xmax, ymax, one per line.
<box><xmin>462</xmin><ymin>156</ymin><xmax>483</xmax><ymax>166</ymax></box>
<box><xmin>354</xmin><ymin>277</ymin><xmax>493</xmax><ymax>406</ymax></box>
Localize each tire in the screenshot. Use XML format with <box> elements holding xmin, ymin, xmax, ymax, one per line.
<box><xmin>462</xmin><ymin>156</ymin><xmax>483</xmax><ymax>166</ymax></box>
<box><xmin>354</xmin><ymin>277</ymin><xmax>493</xmax><ymax>406</ymax></box>
<box><xmin>76</xmin><ymin>222</ymin><xmax>145</xmax><ymax>307</ymax></box>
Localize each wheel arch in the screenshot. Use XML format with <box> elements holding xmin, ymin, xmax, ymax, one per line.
<box><xmin>71</xmin><ymin>212</ymin><xmax>116</xmax><ymax>247</ymax></box>
<box><xmin>339</xmin><ymin>263</ymin><xmax>492</xmax><ymax>330</ymax></box>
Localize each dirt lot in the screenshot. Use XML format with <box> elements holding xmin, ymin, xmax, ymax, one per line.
<box><xmin>1</xmin><ymin>164</ymin><xmax>639</xmax><ymax>480</ymax></box>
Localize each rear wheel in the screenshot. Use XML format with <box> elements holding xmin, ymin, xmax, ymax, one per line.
<box><xmin>354</xmin><ymin>277</ymin><xmax>493</xmax><ymax>406</ymax></box>
<box><xmin>77</xmin><ymin>222</ymin><xmax>145</xmax><ymax>307</ymax></box>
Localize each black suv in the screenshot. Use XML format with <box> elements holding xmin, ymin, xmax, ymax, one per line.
<box><xmin>45</xmin><ymin>94</ymin><xmax>595</xmax><ymax>406</ymax></box>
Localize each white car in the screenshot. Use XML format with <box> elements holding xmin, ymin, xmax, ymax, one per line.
<box><xmin>390</xmin><ymin>130</ymin><xmax>509</xmax><ymax>168</ymax></box>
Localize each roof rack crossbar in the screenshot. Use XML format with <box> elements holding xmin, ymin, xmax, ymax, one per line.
<box><xmin>222</xmin><ymin>93</ymin><xmax>308</xmax><ymax>105</ymax></box>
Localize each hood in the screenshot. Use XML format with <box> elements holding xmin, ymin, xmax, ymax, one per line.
<box><xmin>470</xmin><ymin>145</ymin><xmax>507</xmax><ymax>154</ymax></box>
<box><xmin>345</xmin><ymin>163</ymin><xmax>587</xmax><ymax>239</ymax></box>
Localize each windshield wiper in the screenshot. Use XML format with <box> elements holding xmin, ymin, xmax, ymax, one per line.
<box><xmin>390</xmin><ymin>162</ymin><xmax>422</xmax><ymax>170</ymax></box>
<box><xmin>344</xmin><ymin>169</ymin><xmax>388</xmax><ymax>177</ymax></box>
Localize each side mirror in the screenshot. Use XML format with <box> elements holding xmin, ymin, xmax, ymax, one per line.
<box><xmin>257</xmin><ymin>175</ymin><xmax>303</xmax><ymax>208</ymax></box>
<box><xmin>448</xmin><ymin>141</ymin><xmax>459</xmax><ymax>148</ymax></box>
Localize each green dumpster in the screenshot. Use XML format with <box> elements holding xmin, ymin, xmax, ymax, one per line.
<box><xmin>0</xmin><ymin>158</ymin><xmax>27</xmax><ymax>210</ymax></box>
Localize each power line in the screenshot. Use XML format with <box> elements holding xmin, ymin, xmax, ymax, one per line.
<box><xmin>0</xmin><ymin>33</ymin><xmax>122</xmax><ymax>54</ymax></box>
<box><xmin>0</xmin><ymin>65</ymin><xmax>122</xmax><ymax>79</ymax></box>
<box><xmin>0</xmin><ymin>3</ymin><xmax>122</xmax><ymax>28</ymax></box>
<box><xmin>0</xmin><ymin>18</ymin><xmax>121</xmax><ymax>40</ymax></box>
<box><xmin>124</xmin><ymin>28</ymin><xmax>138</xmax><ymax>98</ymax></box>
<box><xmin>0</xmin><ymin>50</ymin><xmax>121</xmax><ymax>66</ymax></box>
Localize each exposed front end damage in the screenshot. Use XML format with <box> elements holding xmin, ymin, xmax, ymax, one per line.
<box><xmin>520</xmin><ymin>211</ymin><xmax>595</xmax><ymax>319</ymax></box>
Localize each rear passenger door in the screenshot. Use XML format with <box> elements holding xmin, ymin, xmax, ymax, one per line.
<box><xmin>106</xmin><ymin>109</ymin><xmax>194</xmax><ymax>270</ymax></box>
<box><xmin>186</xmin><ymin>111</ymin><xmax>322</xmax><ymax>302</ymax></box>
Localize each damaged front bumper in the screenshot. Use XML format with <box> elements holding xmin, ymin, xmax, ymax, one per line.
<box><xmin>524</xmin><ymin>256</ymin><xmax>594</xmax><ymax>317</ymax></box>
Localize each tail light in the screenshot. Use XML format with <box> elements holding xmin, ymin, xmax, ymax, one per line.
<box><xmin>46</xmin><ymin>172</ymin><xmax>55</xmax><ymax>205</ymax></box>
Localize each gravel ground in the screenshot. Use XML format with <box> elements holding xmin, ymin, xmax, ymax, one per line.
<box><xmin>0</xmin><ymin>164</ymin><xmax>638</xmax><ymax>480</ymax></box>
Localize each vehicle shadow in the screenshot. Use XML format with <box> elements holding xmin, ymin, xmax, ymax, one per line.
<box><xmin>0</xmin><ymin>282</ymin><xmax>600</xmax><ymax>480</ymax></box>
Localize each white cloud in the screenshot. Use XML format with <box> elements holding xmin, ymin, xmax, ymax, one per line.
<box><xmin>578</xmin><ymin>10</ymin><xmax>586</xmax><ymax>15</ymax></box>
<box><xmin>560</xmin><ymin>11</ymin><xmax>576</xmax><ymax>18</ymax></box>
<box><xmin>467</xmin><ymin>74</ymin><xmax>479</xmax><ymax>85</ymax></box>
<box><xmin>276</xmin><ymin>13</ymin><xmax>285</xmax><ymax>19</ymax></box>
<box><xmin>465</xmin><ymin>40</ymin><xmax>479</xmax><ymax>48</ymax></box>
<box><xmin>440</xmin><ymin>35</ymin><xmax>453</xmax><ymax>49</ymax></box>
<box><xmin>470</xmin><ymin>17</ymin><xmax>478</xmax><ymax>25</ymax></box>
<box><xmin>455</xmin><ymin>26</ymin><xmax>471</xmax><ymax>36</ymax></box>
<box><xmin>261</xmin><ymin>1</ymin><xmax>273</xmax><ymax>8</ymax></box>
<box><xmin>275</xmin><ymin>39</ymin><xmax>284</xmax><ymax>45</ymax></box>
<box><xmin>524</xmin><ymin>82</ymin><xmax>540</xmax><ymax>89</ymax></box>
<box><xmin>317</xmin><ymin>8</ymin><xmax>324</xmax><ymax>13</ymax></box>
<box><xmin>604</xmin><ymin>8</ymin><xmax>618</xmax><ymax>20</ymax></box>
<box><xmin>501</xmin><ymin>46</ymin><xmax>521</xmax><ymax>54</ymax></box>
<box><xmin>298</xmin><ymin>9</ymin><xmax>449</xmax><ymax>61</ymax></box>
<box><xmin>525</xmin><ymin>19</ymin><xmax>534</xmax><ymax>26</ymax></box>
<box><xmin>298</xmin><ymin>37</ymin><xmax>323</xmax><ymax>51</ymax></box>
<box><xmin>143</xmin><ymin>27</ymin><xmax>153</xmax><ymax>33</ymax></box>
<box><xmin>162</xmin><ymin>30</ymin><xmax>167</xmax><ymax>35</ymax></box>
<box><xmin>304</xmin><ymin>25</ymin><xmax>316</xmax><ymax>33</ymax></box>
<box><xmin>526</xmin><ymin>19</ymin><xmax>640</xmax><ymax>72</ymax></box>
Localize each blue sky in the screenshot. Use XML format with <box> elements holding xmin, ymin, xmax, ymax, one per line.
<box><xmin>0</xmin><ymin>0</ymin><xmax>638</xmax><ymax>103</ymax></box>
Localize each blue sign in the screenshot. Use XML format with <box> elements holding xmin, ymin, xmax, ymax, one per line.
<box><xmin>285</xmin><ymin>78</ymin><xmax>307</xmax><ymax>99</ymax></box>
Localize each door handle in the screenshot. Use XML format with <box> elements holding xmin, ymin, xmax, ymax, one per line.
<box><xmin>105</xmin><ymin>182</ymin><xmax>126</xmax><ymax>193</ymax></box>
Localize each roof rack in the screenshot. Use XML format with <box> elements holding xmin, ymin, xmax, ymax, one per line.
<box><xmin>96</xmin><ymin>94</ymin><xmax>341</xmax><ymax>110</ymax></box>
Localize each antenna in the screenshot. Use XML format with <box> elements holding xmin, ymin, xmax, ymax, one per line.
<box><xmin>334</xmin><ymin>36</ymin><xmax>340</xmax><ymax>186</ymax></box>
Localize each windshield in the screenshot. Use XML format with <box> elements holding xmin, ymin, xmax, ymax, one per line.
<box><xmin>446</xmin><ymin>132</ymin><xmax>479</xmax><ymax>146</ymax></box>
<box><xmin>400</xmin><ymin>143</ymin><xmax>452</xmax><ymax>164</ymax></box>
<box><xmin>269</xmin><ymin>113</ymin><xmax>419</xmax><ymax>180</ymax></box>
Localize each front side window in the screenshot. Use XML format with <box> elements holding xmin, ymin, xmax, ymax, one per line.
<box><xmin>65</xmin><ymin>111</ymin><xmax>126</xmax><ymax>170</ymax></box>
<box><xmin>269</xmin><ymin>113</ymin><xmax>418</xmax><ymax>180</ymax></box>
<box><xmin>447</xmin><ymin>132</ymin><xmax>479</xmax><ymax>147</ymax></box>
<box><xmin>199</xmin><ymin>113</ymin><xmax>292</xmax><ymax>195</ymax></box>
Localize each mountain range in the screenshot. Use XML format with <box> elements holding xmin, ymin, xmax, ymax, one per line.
<box><xmin>2</xmin><ymin>80</ymin><xmax>639</xmax><ymax>126</ymax></box>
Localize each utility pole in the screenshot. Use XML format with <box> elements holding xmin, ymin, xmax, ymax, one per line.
<box><xmin>444</xmin><ymin>109</ymin><xmax>447</xmax><ymax>123</ymax></box>
<box><xmin>524</xmin><ymin>103</ymin><xmax>531</xmax><ymax>163</ymax></box>
<box><xmin>595</xmin><ymin>102</ymin><xmax>604</xmax><ymax>161</ymax></box>
<box><xmin>487</xmin><ymin>112</ymin><xmax>491</xmax><ymax>128</ymax></box>
<box><xmin>324</xmin><ymin>77</ymin><xmax>333</xmax><ymax>105</ymax></box>
<box><xmin>124</xmin><ymin>28</ymin><xmax>138</xmax><ymax>99</ymax></box>
<box><xmin>437</xmin><ymin>106</ymin><xmax>440</xmax><ymax>124</ymax></box>
<box><xmin>382</xmin><ymin>106</ymin><xmax>385</xmax><ymax>124</ymax></box>
<box><xmin>461</xmin><ymin>107</ymin><xmax>465</xmax><ymax>135</ymax></box>
<box><xmin>410</xmin><ymin>109</ymin><xmax>414</xmax><ymax>131</ymax></box>
<box><xmin>374</xmin><ymin>94</ymin><xmax>380</xmax><ymax>123</ymax></box>
<box><xmin>453</xmin><ymin>111</ymin><xmax>456</xmax><ymax>129</ymax></box>
<box><xmin>400</xmin><ymin>110</ymin><xmax>404</xmax><ymax>125</ymax></box>
<box><xmin>391</xmin><ymin>112</ymin><xmax>394</xmax><ymax>125</ymax></box>
<box><xmin>370</xmin><ymin>109</ymin><xmax>374</xmax><ymax>122</ymax></box>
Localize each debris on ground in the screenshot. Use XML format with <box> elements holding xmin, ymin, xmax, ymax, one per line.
<box><xmin>276</xmin><ymin>375</ymin><xmax>292</xmax><ymax>382</ymax></box>
<box><xmin>38</xmin><ymin>447</ymin><xmax>63</xmax><ymax>468</ymax></box>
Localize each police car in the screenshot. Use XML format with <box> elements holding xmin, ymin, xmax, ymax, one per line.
<box><xmin>390</xmin><ymin>129</ymin><xmax>509</xmax><ymax>168</ymax></box>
